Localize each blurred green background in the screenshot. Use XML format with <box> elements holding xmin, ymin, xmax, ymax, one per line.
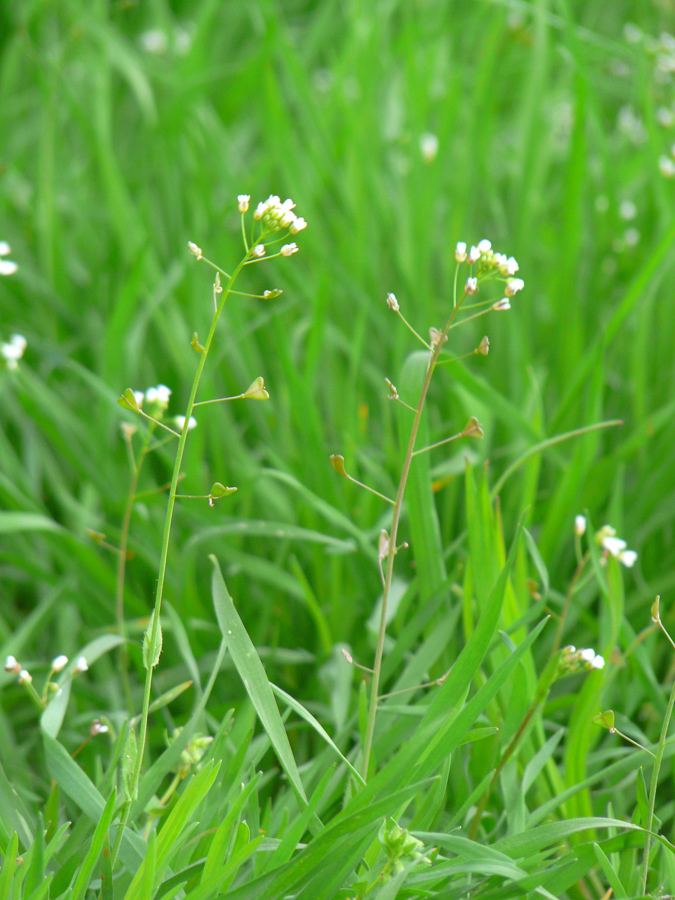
<box><xmin>1</xmin><ymin>0</ymin><xmax>675</xmax><ymax>776</ymax></box>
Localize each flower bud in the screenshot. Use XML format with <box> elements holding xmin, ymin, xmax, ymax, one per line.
<box><xmin>252</xmin><ymin>244</ymin><xmax>266</xmax><ymax>258</ymax></box>
<box><xmin>386</xmin><ymin>292</ymin><xmax>399</xmax><ymax>311</ymax></box>
<box><xmin>19</xmin><ymin>669</ymin><xmax>32</xmax><ymax>685</ymax></box>
<box><xmin>465</xmin><ymin>277</ymin><xmax>478</xmax><ymax>295</ymax></box>
<box><xmin>468</xmin><ymin>245</ymin><xmax>480</xmax><ymax>264</ymax></box>
<box><xmin>4</xmin><ymin>655</ymin><xmax>20</xmax><ymax>673</ymax></box>
<box><xmin>477</xmin><ymin>239</ymin><xmax>492</xmax><ymax>253</ymax></box>
<box><xmin>455</xmin><ymin>241</ymin><xmax>467</xmax><ymax>263</ymax></box>
<box><xmin>187</xmin><ymin>241</ymin><xmax>202</xmax><ymax>260</ymax></box>
<box><xmin>74</xmin><ymin>656</ymin><xmax>88</xmax><ymax>674</ymax></box>
<box><xmin>492</xmin><ymin>298</ymin><xmax>510</xmax><ymax>311</ymax></box>
<box><xmin>52</xmin><ymin>655</ymin><xmax>68</xmax><ymax>672</ymax></box>
<box><xmin>504</xmin><ymin>277</ymin><xmax>524</xmax><ymax>297</ymax></box>
<box><xmin>574</xmin><ymin>515</ymin><xmax>586</xmax><ymax>536</ymax></box>
<box><xmin>237</xmin><ymin>194</ymin><xmax>250</xmax><ymax>213</ymax></box>
<box><xmin>280</xmin><ymin>243</ymin><xmax>298</xmax><ymax>256</ymax></box>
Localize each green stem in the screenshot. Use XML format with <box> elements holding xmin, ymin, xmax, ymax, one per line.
<box><xmin>117</xmin><ymin>429</ymin><xmax>153</xmax><ymax>714</ymax></box>
<box><xmin>361</xmin><ymin>293</ymin><xmax>467</xmax><ymax>779</ymax></box>
<box><xmin>642</xmin><ymin>651</ymin><xmax>675</xmax><ymax>892</ymax></box>
<box><xmin>129</xmin><ymin>249</ymin><xmax>252</xmax><ymax>799</ymax></box>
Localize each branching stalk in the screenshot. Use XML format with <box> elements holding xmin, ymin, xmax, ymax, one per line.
<box><xmin>361</xmin><ymin>293</ymin><xmax>467</xmax><ymax>778</ymax></box>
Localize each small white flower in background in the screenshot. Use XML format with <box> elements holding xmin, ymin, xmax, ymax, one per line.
<box><xmin>623</xmin><ymin>227</ymin><xmax>640</xmax><ymax>247</ymax></box>
<box><xmin>504</xmin><ymin>278</ymin><xmax>524</xmax><ymax>297</ymax></box>
<box><xmin>1</xmin><ymin>334</ymin><xmax>27</xmax><ymax>370</ymax></box>
<box><xmin>74</xmin><ymin>656</ymin><xmax>88</xmax><ymax>674</ymax></box>
<box><xmin>477</xmin><ymin>239</ymin><xmax>492</xmax><ymax>254</ymax></box>
<box><xmin>252</xmin><ymin>244</ymin><xmax>266</xmax><ymax>258</ymax></box>
<box><xmin>19</xmin><ymin>669</ymin><xmax>32</xmax><ymax>685</ymax></box>
<box><xmin>505</xmin><ymin>256</ymin><xmax>519</xmax><ymax>275</ymax></box>
<box><xmin>580</xmin><ymin>648</ymin><xmax>595</xmax><ymax>663</ymax></box>
<box><xmin>133</xmin><ymin>390</ymin><xmax>145</xmax><ymax>409</ymax></box>
<box><xmin>0</xmin><ymin>242</ymin><xmax>18</xmax><ymax>276</ymax></box>
<box><xmin>455</xmin><ymin>242</ymin><xmax>467</xmax><ymax>263</ymax></box>
<box><xmin>590</xmin><ymin>653</ymin><xmax>605</xmax><ymax>669</ymax></box>
<box><xmin>290</xmin><ymin>217</ymin><xmax>307</xmax><ymax>234</ymax></box>
<box><xmin>51</xmin><ymin>655</ymin><xmax>68</xmax><ymax>672</ymax></box>
<box><xmin>465</xmin><ymin>277</ymin><xmax>478</xmax><ymax>295</ymax></box>
<box><xmin>140</xmin><ymin>29</ymin><xmax>168</xmax><ymax>54</ymax></box>
<box><xmin>90</xmin><ymin>719</ymin><xmax>109</xmax><ymax>737</ymax></box>
<box><xmin>492</xmin><ymin>298</ymin><xmax>511</xmax><ymax>311</ymax></box>
<box><xmin>619</xmin><ymin>199</ymin><xmax>637</xmax><ymax>220</ymax></box>
<box><xmin>623</xmin><ymin>22</ymin><xmax>642</xmax><ymax>43</ymax></box>
<box><xmin>659</xmin><ymin>155</ymin><xmax>675</xmax><ymax>178</ymax></box>
<box><xmin>174</xmin><ymin>415</ymin><xmax>197</xmax><ymax>432</ymax></box>
<box><xmin>146</xmin><ymin>384</ymin><xmax>171</xmax><ymax>409</ymax></box>
<box><xmin>237</xmin><ymin>194</ymin><xmax>250</xmax><ymax>213</ymax></box>
<box><xmin>419</xmin><ymin>132</ymin><xmax>439</xmax><ymax>163</ymax></box>
<box><xmin>4</xmin><ymin>655</ymin><xmax>20</xmax><ymax>673</ymax></box>
<box><xmin>187</xmin><ymin>241</ymin><xmax>203</xmax><ymax>260</ymax></box>
<box><xmin>598</xmin><ymin>526</ymin><xmax>638</xmax><ymax>568</ymax></box>
<box><xmin>574</xmin><ymin>515</ymin><xmax>587</xmax><ymax>536</ymax></box>
<box><xmin>386</xmin><ymin>292</ymin><xmax>400</xmax><ymax>311</ymax></box>
<box><xmin>656</xmin><ymin>106</ymin><xmax>675</xmax><ymax>128</ymax></box>
<box><xmin>467</xmin><ymin>245</ymin><xmax>481</xmax><ymax>264</ymax></box>
<box><xmin>280</xmin><ymin>243</ymin><xmax>298</xmax><ymax>257</ymax></box>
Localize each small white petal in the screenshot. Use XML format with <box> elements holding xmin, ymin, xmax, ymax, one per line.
<box><xmin>455</xmin><ymin>241</ymin><xmax>467</xmax><ymax>263</ymax></box>
<box><xmin>590</xmin><ymin>655</ymin><xmax>605</xmax><ymax>669</ymax></box>
<box><xmin>477</xmin><ymin>239</ymin><xmax>492</xmax><ymax>253</ymax></box>
<box><xmin>574</xmin><ymin>515</ymin><xmax>586</xmax><ymax>536</ymax></box>
<box><xmin>0</xmin><ymin>260</ymin><xmax>18</xmax><ymax>276</ymax></box>
<box><xmin>619</xmin><ymin>549</ymin><xmax>637</xmax><ymax>568</ymax></box>
<box><xmin>51</xmin><ymin>655</ymin><xmax>68</xmax><ymax>672</ymax></box>
<box><xmin>0</xmin><ymin>242</ymin><xmax>10</xmax><ymax>255</ymax></box>
<box><xmin>580</xmin><ymin>648</ymin><xmax>595</xmax><ymax>662</ymax></box>
<box><xmin>74</xmin><ymin>656</ymin><xmax>88</xmax><ymax>673</ymax></box>
<box><xmin>602</xmin><ymin>535</ymin><xmax>627</xmax><ymax>557</ymax></box>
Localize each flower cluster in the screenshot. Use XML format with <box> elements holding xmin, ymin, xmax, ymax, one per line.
<box><xmin>454</xmin><ymin>239</ymin><xmax>524</xmax><ymax>309</ymax></box>
<box><xmin>1</xmin><ymin>334</ymin><xmax>27</xmax><ymax>370</ymax></box>
<box><xmin>595</xmin><ymin>523</ymin><xmax>638</xmax><ymax>568</ymax></box>
<box><xmin>560</xmin><ymin>645</ymin><xmax>605</xmax><ymax>672</ymax></box>
<box><xmin>132</xmin><ymin>384</ymin><xmax>172</xmax><ymax>412</ymax></box>
<box><xmin>0</xmin><ymin>242</ymin><xmax>18</xmax><ymax>276</ymax></box>
<box><xmin>252</xmin><ymin>195</ymin><xmax>307</xmax><ymax>234</ymax></box>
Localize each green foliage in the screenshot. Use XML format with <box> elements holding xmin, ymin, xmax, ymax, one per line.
<box><xmin>1</xmin><ymin>0</ymin><xmax>675</xmax><ymax>897</ymax></box>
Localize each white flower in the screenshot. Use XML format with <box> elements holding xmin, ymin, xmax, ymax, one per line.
<box><xmin>468</xmin><ymin>245</ymin><xmax>481</xmax><ymax>264</ymax></box>
<box><xmin>51</xmin><ymin>655</ymin><xmax>68</xmax><ymax>672</ymax></box>
<box><xmin>619</xmin><ymin>549</ymin><xmax>637</xmax><ymax>568</ymax></box>
<box><xmin>146</xmin><ymin>384</ymin><xmax>171</xmax><ymax>409</ymax></box>
<box><xmin>74</xmin><ymin>656</ymin><xmax>88</xmax><ymax>674</ymax></box>
<box><xmin>4</xmin><ymin>655</ymin><xmax>19</xmax><ymax>673</ymax></box>
<box><xmin>465</xmin><ymin>277</ymin><xmax>478</xmax><ymax>295</ymax></box>
<box><xmin>252</xmin><ymin>244</ymin><xmax>266</xmax><ymax>258</ymax></box>
<box><xmin>386</xmin><ymin>292</ymin><xmax>399</xmax><ymax>311</ymax></box>
<box><xmin>492</xmin><ymin>298</ymin><xmax>511</xmax><ymax>311</ymax></box>
<box><xmin>590</xmin><ymin>654</ymin><xmax>605</xmax><ymax>669</ymax></box>
<box><xmin>580</xmin><ymin>648</ymin><xmax>595</xmax><ymax>662</ymax></box>
<box><xmin>602</xmin><ymin>535</ymin><xmax>627</xmax><ymax>557</ymax></box>
<box><xmin>90</xmin><ymin>720</ymin><xmax>109</xmax><ymax>736</ymax></box>
<box><xmin>140</xmin><ymin>29</ymin><xmax>168</xmax><ymax>54</ymax></box>
<box><xmin>477</xmin><ymin>239</ymin><xmax>492</xmax><ymax>253</ymax></box>
<box><xmin>19</xmin><ymin>669</ymin><xmax>32</xmax><ymax>685</ymax></box>
<box><xmin>237</xmin><ymin>194</ymin><xmax>250</xmax><ymax>213</ymax></box>
<box><xmin>187</xmin><ymin>241</ymin><xmax>203</xmax><ymax>259</ymax></box>
<box><xmin>133</xmin><ymin>390</ymin><xmax>144</xmax><ymax>408</ymax></box>
<box><xmin>505</xmin><ymin>256</ymin><xmax>519</xmax><ymax>275</ymax></box>
<box><xmin>290</xmin><ymin>217</ymin><xmax>307</xmax><ymax>234</ymax></box>
<box><xmin>619</xmin><ymin>199</ymin><xmax>637</xmax><ymax>220</ymax></box>
<box><xmin>0</xmin><ymin>242</ymin><xmax>18</xmax><ymax>276</ymax></box>
<box><xmin>419</xmin><ymin>132</ymin><xmax>439</xmax><ymax>163</ymax></box>
<box><xmin>280</xmin><ymin>243</ymin><xmax>298</xmax><ymax>256</ymax></box>
<box><xmin>174</xmin><ymin>415</ymin><xmax>197</xmax><ymax>432</ymax></box>
<box><xmin>574</xmin><ymin>515</ymin><xmax>586</xmax><ymax>536</ymax></box>
<box><xmin>279</xmin><ymin>209</ymin><xmax>297</xmax><ymax>228</ymax></box>
<box><xmin>455</xmin><ymin>242</ymin><xmax>467</xmax><ymax>263</ymax></box>
<box><xmin>659</xmin><ymin>155</ymin><xmax>675</xmax><ymax>178</ymax></box>
<box><xmin>1</xmin><ymin>334</ymin><xmax>27</xmax><ymax>370</ymax></box>
<box><xmin>656</xmin><ymin>106</ymin><xmax>675</xmax><ymax>128</ymax></box>
<box><xmin>504</xmin><ymin>278</ymin><xmax>524</xmax><ymax>297</ymax></box>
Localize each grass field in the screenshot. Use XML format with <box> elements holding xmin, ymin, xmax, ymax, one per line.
<box><xmin>2</xmin><ymin>1</ymin><xmax>675</xmax><ymax>897</ymax></box>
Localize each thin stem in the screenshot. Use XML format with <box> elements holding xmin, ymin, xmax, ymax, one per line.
<box><xmin>642</xmin><ymin>662</ymin><xmax>675</xmax><ymax>892</ymax></box>
<box><xmin>116</xmin><ymin>428</ymin><xmax>153</xmax><ymax>714</ymax></box>
<box><xmin>344</xmin><ymin>473</ymin><xmax>395</xmax><ymax>505</ymax></box>
<box><xmin>395</xmin><ymin>310</ymin><xmax>432</xmax><ymax>349</ymax></box>
<box><xmin>411</xmin><ymin>430</ymin><xmax>463</xmax><ymax>457</ymax></box>
<box><xmin>611</xmin><ymin>728</ymin><xmax>655</xmax><ymax>757</ymax></box>
<box><xmin>129</xmin><ymin>248</ymin><xmax>252</xmax><ymax>802</ymax></box>
<box><xmin>193</xmin><ymin>393</ymin><xmax>244</xmax><ymax>407</ymax></box>
<box><xmin>361</xmin><ymin>292</ymin><xmax>467</xmax><ymax>778</ymax></box>
<box><xmin>137</xmin><ymin>410</ymin><xmax>180</xmax><ymax>437</ymax></box>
